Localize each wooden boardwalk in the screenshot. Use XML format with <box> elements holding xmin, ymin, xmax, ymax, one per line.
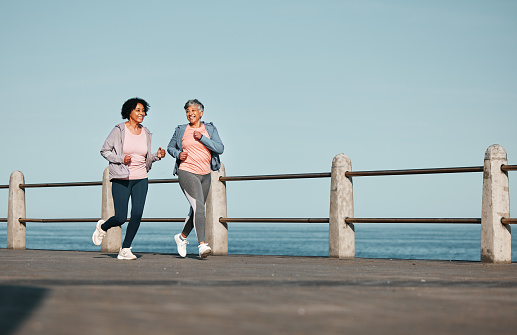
<box><xmin>1</xmin><ymin>249</ymin><xmax>517</xmax><ymax>335</ymax></box>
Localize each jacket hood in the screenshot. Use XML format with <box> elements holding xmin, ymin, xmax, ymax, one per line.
<box><xmin>116</xmin><ymin>122</ymin><xmax>151</xmax><ymax>135</ymax></box>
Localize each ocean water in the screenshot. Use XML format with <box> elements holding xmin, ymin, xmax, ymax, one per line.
<box><xmin>1</xmin><ymin>222</ymin><xmax>517</xmax><ymax>261</ymax></box>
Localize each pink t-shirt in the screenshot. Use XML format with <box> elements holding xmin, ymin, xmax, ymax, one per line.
<box><xmin>179</xmin><ymin>124</ymin><xmax>211</xmax><ymax>175</ymax></box>
<box><xmin>124</xmin><ymin>125</ymin><xmax>148</xmax><ymax>180</ymax></box>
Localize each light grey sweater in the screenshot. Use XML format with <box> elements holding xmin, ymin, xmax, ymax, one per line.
<box><xmin>100</xmin><ymin>123</ymin><xmax>161</xmax><ymax>180</ymax></box>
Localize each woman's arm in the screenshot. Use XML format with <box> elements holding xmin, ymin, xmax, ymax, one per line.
<box><xmin>200</xmin><ymin>124</ymin><xmax>224</xmax><ymax>154</ymax></box>
<box><xmin>100</xmin><ymin>127</ymin><xmax>125</xmax><ymax>164</ymax></box>
<box><xmin>149</xmin><ymin>152</ymin><xmax>160</xmax><ymax>163</ymax></box>
<box><xmin>150</xmin><ymin>147</ymin><xmax>165</xmax><ymax>163</ymax></box>
<box><xmin>167</xmin><ymin>128</ymin><xmax>181</xmax><ymax>159</ymax></box>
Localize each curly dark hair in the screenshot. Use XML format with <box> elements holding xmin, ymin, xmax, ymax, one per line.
<box><xmin>121</xmin><ymin>97</ymin><xmax>150</xmax><ymax>119</ymax></box>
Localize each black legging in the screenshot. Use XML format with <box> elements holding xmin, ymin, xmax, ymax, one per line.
<box><xmin>101</xmin><ymin>178</ymin><xmax>148</xmax><ymax>248</ymax></box>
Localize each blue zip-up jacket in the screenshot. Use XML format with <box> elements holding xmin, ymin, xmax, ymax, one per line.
<box><xmin>101</xmin><ymin>123</ymin><xmax>161</xmax><ymax>180</ymax></box>
<box><xmin>167</xmin><ymin>122</ymin><xmax>224</xmax><ymax>176</ymax></box>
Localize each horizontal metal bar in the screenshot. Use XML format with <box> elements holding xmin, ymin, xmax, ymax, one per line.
<box><xmin>501</xmin><ymin>218</ymin><xmax>517</xmax><ymax>224</ymax></box>
<box><xmin>501</xmin><ymin>165</ymin><xmax>517</xmax><ymax>172</ymax></box>
<box><xmin>220</xmin><ymin>172</ymin><xmax>331</xmax><ymax>182</ymax></box>
<box><xmin>219</xmin><ymin>218</ymin><xmax>482</xmax><ymax>224</ymax></box>
<box><xmin>0</xmin><ymin>218</ymin><xmax>6</xmax><ymax>222</ymax></box>
<box><xmin>19</xmin><ymin>181</ymin><xmax>103</xmax><ymax>189</ymax></box>
<box><xmin>345</xmin><ymin>218</ymin><xmax>481</xmax><ymax>224</ymax></box>
<box><xmin>141</xmin><ymin>218</ymin><xmax>185</xmax><ymax>222</ymax></box>
<box><xmin>4</xmin><ymin>165</ymin><xmax>493</xmax><ymax>189</ymax></box>
<box><xmin>14</xmin><ymin>217</ymin><xmax>510</xmax><ymax>224</ymax></box>
<box><xmin>148</xmin><ymin>178</ymin><xmax>179</xmax><ymax>184</ymax></box>
<box><xmin>220</xmin><ymin>218</ymin><xmax>330</xmax><ymax>223</ymax></box>
<box><xmin>16</xmin><ymin>178</ymin><xmax>178</xmax><ymax>189</ymax></box>
<box><xmin>218</xmin><ymin>166</ymin><xmax>485</xmax><ymax>182</ymax></box>
<box><xmin>20</xmin><ymin>218</ymin><xmax>99</xmax><ymax>223</ymax></box>
<box><xmin>345</xmin><ymin>166</ymin><xmax>484</xmax><ymax>177</ymax></box>
<box><xmin>19</xmin><ymin>218</ymin><xmax>185</xmax><ymax>223</ymax></box>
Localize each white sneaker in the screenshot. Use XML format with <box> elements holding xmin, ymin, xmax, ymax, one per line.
<box><xmin>174</xmin><ymin>234</ymin><xmax>188</xmax><ymax>257</ymax></box>
<box><xmin>198</xmin><ymin>243</ymin><xmax>212</xmax><ymax>259</ymax></box>
<box><xmin>92</xmin><ymin>220</ymin><xmax>106</xmax><ymax>246</ymax></box>
<box><xmin>117</xmin><ymin>247</ymin><xmax>137</xmax><ymax>260</ymax></box>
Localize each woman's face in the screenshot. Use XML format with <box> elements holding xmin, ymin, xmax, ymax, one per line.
<box><xmin>129</xmin><ymin>103</ymin><xmax>146</xmax><ymax>124</ymax></box>
<box><xmin>185</xmin><ymin>105</ymin><xmax>203</xmax><ymax>125</ymax></box>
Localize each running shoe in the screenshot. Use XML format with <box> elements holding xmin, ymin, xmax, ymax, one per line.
<box><xmin>198</xmin><ymin>243</ymin><xmax>212</xmax><ymax>259</ymax></box>
<box><xmin>92</xmin><ymin>220</ymin><xmax>106</xmax><ymax>246</ymax></box>
<box><xmin>174</xmin><ymin>233</ymin><xmax>188</xmax><ymax>257</ymax></box>
<box><xmin>117</xmin><ymin>247</ymin><xmax>137</xmax><ymax>260</ymax></box>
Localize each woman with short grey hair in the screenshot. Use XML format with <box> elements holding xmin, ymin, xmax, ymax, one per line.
<box><xmin>167</xmin><ymin>99</ymin><xmax>224</xmax><ymax>259</ymax></box>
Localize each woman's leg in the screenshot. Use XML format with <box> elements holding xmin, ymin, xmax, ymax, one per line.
<box><xmin>101</xmin><ymin>179</ymin><xmax>130</xmax><ymax>231</ymax></box>
<box><xmin>200</xmin><ymin>173</ymin><xmax>211</xmax><ymax>204</ymax></box>
<box><xmin>122</xmin><ymin>178</ymin><xmax>148</xmax><ymax>249</ymax></box>
<box><xmin>178</xmin><ymin>170</ymin><xmax>207</xmax><ymax>243</ymax></box>
<box><xmin>181</xmin><ymin>207</ymin><xmax>195</xmax><ymax>237</ymax></box>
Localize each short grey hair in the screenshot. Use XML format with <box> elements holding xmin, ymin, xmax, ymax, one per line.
<box><xmin>184</xmin><ymin>99</ymin><xmax>204</xmax><ymax>111</ymax></box>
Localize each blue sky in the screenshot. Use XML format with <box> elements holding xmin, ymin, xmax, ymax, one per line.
<box><xmin>0</xmin><ymin>0</ymin><xmax>515</xmax><ymax>222</ymax></box>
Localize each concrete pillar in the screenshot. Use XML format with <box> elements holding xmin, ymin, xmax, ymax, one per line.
<box><xmin>481</xmin><ymin>144</ymin><xmax>511</xmax><ymax>263</ymax></box>
<box><xmin>206</xmin><ymin>163</ymin><xmax>228</xmax><ymax>255</ymax></box>
<box><xmin>329</xmin><ymin>154</ymin><xmax>354</xmax><ymax>259</ymax></box>
<box><xmin>101</xmin><ymin>167</ymin><xmax>120</xmax><ymax>252</ymax></box>
<box><xmin>7</xmin><ymin>171</ymin><xmax>26</xmax><ymax>249</ymax></box>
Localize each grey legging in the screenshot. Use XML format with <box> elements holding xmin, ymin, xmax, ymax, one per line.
<box><xmin>177</xmin><ymin>169</ymin><xmax>211</xmax><ymax>242</ymax></box>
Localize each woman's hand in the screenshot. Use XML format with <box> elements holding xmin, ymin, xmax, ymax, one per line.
<box><xmin>179</xmin><ymin>151</ymin><xmax>188</xmax><ymax>161</ymax></box>
<box><xmin>156</xmin><ymin>147</ymin><xmax>165</xmax><ymax>158</ymax></box>
<box><xmin>193</xmin><ymin>130</ymin><xmax>202</xmax><ymax>140</ymax></box>
<box><xmin>124</xmin><ymin>155</ymin><xmax>132</xmax><ymax>165</ymax></box>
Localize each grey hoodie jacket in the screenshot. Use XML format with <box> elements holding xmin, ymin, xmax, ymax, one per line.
<box><xmin>167</xmin><ymin>122</ymin><xmax>224</xmax><ymax>176</ymax></box>
<box><xmin>101</xmin><ymin>122</ymin><xmax>161</xmax><ymax>180</ymax></box>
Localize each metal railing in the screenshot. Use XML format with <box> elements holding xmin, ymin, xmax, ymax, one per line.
<box><xmin>344</xmin><ymin>166</ymin><xmax>484</xmax><ymax>177</ymax></box>
<box><xmin>1</xmin><ymin>152</ymin><xmax>515</xmax><ymax>261</ymax></box>
<box><xmin>502</xmin><ymin>165</ymin><xmax>517</xmax><ymax>172</ymax></box>
<box><xmin>1</xmin><ymin>165</ymin><xmax>516</xmax><ymax>225</ymax></box>
<box><xmin>18</xmin><ymin>218</ymin><xmax>185</xmax><ymax>223</ymax></box>
<box><xmin>2</xmin><ymin>178</ymin><xmax>182</xmax><ymax>224</ymax></box>
<box><xmin>17</xmin><ymin>178</ymin><xmax>178</xmax><ymax>189</ymax></box>
<box><xmin>219</xmin><ymin>165</ymin><xmax>516</xmax><ymax>225</ymax></box>
<box><xmin>220</xmin><ymin>172</ymin><xmax>331</xmax><ymax>182</ymax></box>
<box><xmin>219</xmin><ymin>166</ymin><xmax>487</xmax><ymax>182</ymax></box>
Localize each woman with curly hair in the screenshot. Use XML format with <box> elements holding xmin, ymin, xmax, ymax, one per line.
<box><xmin>167</xmin><ymin>99</ymin><xmax>224</xmax><ymax>259</ymax></box>
<box><xmin>93</xmin><ymin>97</ymin><xmax>165</xmax><ymax>260</ymax></box>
